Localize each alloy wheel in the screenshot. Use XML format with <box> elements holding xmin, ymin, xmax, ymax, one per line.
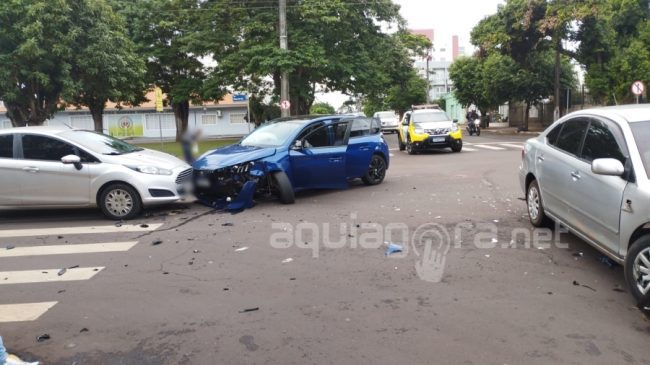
<box><xmin>527</xmin><ymin>185</ymin><xmax>540</xmax><ymax>221</ymax></box>
<box><xmin>105</xmin><ymin>189</ymin><xmax>134</xmax><ymax>218</ymax></box>
<box><xmin>633</xmin><ymin>247</ymin><xmax>650</xmax><ymax>296</ymax></box>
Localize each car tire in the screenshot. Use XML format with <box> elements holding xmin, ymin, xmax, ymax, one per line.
<box><xmin>362</xmin><ymin>155</ymin><xmax>387</xmax><ymax>186</ymax></box>
<box><xmin>625</xmin><ymin>235</ymin><xmax>650</xmax><ymax>309</ymax></box>
<box><xmin>99</xmin><ymin>183</ymin><xmax>142</xmax><ymax>220</ymax></box>
<box><xmin>451</xmin><ymin>139</ymin><xmax>463</xmax><ymax>152</ymax></box>
<box><xmin>273</xmin><ymin>171</ymin><xmax>295</xmax><ymax>204</ymax></box>
<box><xmin>398</xmin><ymin>135</ymin><xmax>406</xmax><ymax>151</ymax></box>
<box><xmin>406</xmin><ymin>135</ymin><xmax>416</xmax><ymax>155</ymax></box>
<box><xmin>526</xmin><ymin>179</ymin><xmax>550</xmax><ymax>227</ymax></box>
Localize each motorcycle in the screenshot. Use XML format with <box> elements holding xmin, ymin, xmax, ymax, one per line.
<box><xmin>466</xmin><ymin>118</ymin><xmax>481</xmax><ymax>136</ymax></box>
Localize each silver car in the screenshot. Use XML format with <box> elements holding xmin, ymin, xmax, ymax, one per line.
<box><xmin>520</xmin><ymin>105</ymin><xmax>650</xmax><ymax>306</ymax></box>
<box><xmin>373</xmin><ymin>111</ymin><xmax>399</xmax><ymax>133</ymax></box>
<box><xmin>0</xmin><ymin>127</ymin><xmax>191</xmax><ymax>220</ymax></box>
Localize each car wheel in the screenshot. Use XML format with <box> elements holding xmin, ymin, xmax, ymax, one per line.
<box><xmin>625</xmin><ymin>235</ymin><xmax>650</xmax><ymax>309</ymax></box>
<box><xmin>99</xmin><ymin>183</ymin><xmax>142</xmax><ymax>220</ymax></box>
<box><xmin>526</xmin><ymin>179</ymin><xmax>549</xmax><ymax>227</ymax></box>
<box><xmin>362</xmin><ymin>155</ymin><xmax>387</xmax><ymax>186</ymax></box>
<box><xmin>272</xmin><ymin>171</ymin><xmax>295</xmax><ymax>204</ymax></box>
<box><xmin>406</xmin><ymin>135</ymin><xmax>416</xmax><ymax>155</ymax></box>
<box><xmin>451</xmin><ymin>139</ymin><xmax>463</xmax><ymax>152</ymax></box>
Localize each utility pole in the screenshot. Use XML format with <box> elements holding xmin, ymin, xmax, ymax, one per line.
<box><xmin>279</xmin><ymin>0</ymin><xmax>290</xmax><ymax>117</ymax></box>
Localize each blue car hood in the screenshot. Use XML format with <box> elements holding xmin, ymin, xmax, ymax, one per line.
<box><xmin>193</xmin><ymin>144</ymin><xmax>276</xmax><ymax>169</ymax></box>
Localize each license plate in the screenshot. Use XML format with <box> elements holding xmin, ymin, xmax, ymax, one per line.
<box><xmin>432</xmin><ymin>137</ymin><xmax>445</xmax><ymax>143</ymax></box>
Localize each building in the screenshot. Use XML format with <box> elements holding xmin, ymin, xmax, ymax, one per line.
<box><xmin>0</xmin><ymin>92</ymin><xmax>252</xmax><ymax>139</ymax></box>
<box><xmin>410</xmin><ymin>29</ymin><xmax>466</xmax><ymax>102</ymax></box>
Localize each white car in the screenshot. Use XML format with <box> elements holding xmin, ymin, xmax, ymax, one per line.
<box><xmin>373</xmin><ymin>111</ymin><xmax>399</xmax><ymax>133</ymax></box>
<box><xmin>0</xmin><ymin>127</ymin><xmax>191</xmax><ymax>220</ymax></box>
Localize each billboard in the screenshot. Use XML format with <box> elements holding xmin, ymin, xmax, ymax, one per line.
<box><xmin>106</xmin><ymin>114</ymin><xmax>144</xmax><ymax>137</ymax></box>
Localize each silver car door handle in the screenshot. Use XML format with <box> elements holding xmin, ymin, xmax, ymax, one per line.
<box><xmin>537</xmin><ymin>155</ymin><xmax>545</xmax><ymax>162</ymax></box>
<box><xmin>571</xmin><ymin>171</ymin><xmax>581</xmax><ymax>180</ymax></box>
<box><xmin>22</xmin><ymin>167</ymin><xmax>39</xmax><ymax>173</ymax></box>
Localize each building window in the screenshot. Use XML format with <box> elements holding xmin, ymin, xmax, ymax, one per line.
<box><xmin>145</xmin><ymin>113</ymin><xmax>175</xmax><ymax>130</ymax></box>
<box><xmin>70</xmin><ymin>115</ymin><xmax>94</xmax><ymax>130</ymax></box>
<box><xmin>229</xmin><ymin>113</ymin><xmax>247</xmax><ymax>124</ymax></box>
<box><xmin>201</xmin><ymin>114</ymin><xmax>218</xmax><ymax>125</ymax></box>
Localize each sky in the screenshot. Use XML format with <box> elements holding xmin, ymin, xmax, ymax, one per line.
<box><xmin>316</xmin><ymin>0</ymin><xmax>505</xmax><ymax>110</ymax></box>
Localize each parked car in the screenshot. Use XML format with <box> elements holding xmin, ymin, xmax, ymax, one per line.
<box><xmin>192</xmin><ymin>115</ymin><xmax>389</xmax><ymax>207</ymax></box>
<box><xmin>373</xmin><ymin>111</ymin><xmax>399</xmax><ymax>133</ymax></box>
<box><xmin>397</xmin><ymin>105</ymin><xmax>462</xmax><ymax>154</ymax></box>
<box><xmin>0</xmin><ymin>127</ymin><xmax>191</xmax><ymax>220</ymax></box>
<box><xmin>519</xmin><ymin>105</ymin><xmax>650</xmax><ymax>306</ymax></box>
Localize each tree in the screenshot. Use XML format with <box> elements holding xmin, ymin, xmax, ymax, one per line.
<box><xmin>310</xmin><ymin>102</ymin><xmax>335</xmax><ymax>115</ymax></box>
<box><xmin>66</xmin><ymin>0</ymin><xmax>146</xmax><ymax>132</ymax></box>
<box><xmin>0</xmin><ymin>0</ymin><xmax>76</xmax><ymax>126</ymax></box>
<box><xmin>384</xmin><ymin>70</ymin><xmax>428</xmax><ymax>116</ymax></box>
<box><xmin>215</xmin><ymin>0</ymin><xmax>404</xmax><ymax>115</ymax></box>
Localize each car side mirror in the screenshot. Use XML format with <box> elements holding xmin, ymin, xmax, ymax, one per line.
<box><xmin>292</xmin><ymin>140</ymin><xmax>304</xmax><ymax>150</ymax></box>
<box><xmin>453</xmin><ymin>119</ymin><xmax>458</xmax><ymax>124</ymax></box>
<box><xmin>402</xmin><ymin>120</ymin><xmax>409</xmax><ymax>126</ymax></box>
<box><xmin>592</xmin><ymin>158</ymin><xmax>624</xmax><ymax>176</ymax></box>
<box><xmin>61</xmin><ymin>154</ymin><xmax>82</xmax><ymax>170</ymax></box>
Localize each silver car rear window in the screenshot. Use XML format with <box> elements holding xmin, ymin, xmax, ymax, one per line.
<box><xmin>630</xmin><ymin>121</ymin><xmax>650</xmax><ymax>178</ymax></box>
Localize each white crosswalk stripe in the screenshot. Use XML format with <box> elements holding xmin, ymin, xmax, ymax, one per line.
<box><xmin>0</xmin><ymin>223</ymin><xmax>161</xmax><ymax>322</ymax></box>
<box><xmin>473</xmin><ymin>144</ymin><xmax>506</xmax><ymax>151</ymax></box>
<box><xmin>463</xmin><ymin>147</ymin><xmax>478</xmax><ymax>152</ymax></box>
<box><xmin>0</xmin><ymin>302</ymin><xmax>58</xmax><ymax>323</ymax></box>
<box><xmin>0</xmin><ymin>223</ymin><xmax>162</xmax><ymax>238</ymax></box>
<box><xmin>499</xmin><ymin>143</ymin><xmax>524</xmax><ymax>149</ymax></box>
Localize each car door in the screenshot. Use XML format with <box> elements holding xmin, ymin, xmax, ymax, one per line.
<box><xmin>18</xmin><ymin>134</ymin><xmax>92</xmax><ymax>206</ymax></box>
<box><xmin>570</xmin><ymin>118</ymin><xmax>629</xmax><ymax>252</ymax></box>
<box><xmin>346</xmin><ymin>117</ymin><xmax>379</xmax><ymax>178</ymax></box>
<box><xmin>290</xmin><ymin>122</ymin><xmax>348</xmax><ymax>190</ymax></box>
<box><xmin>399</xmin><ymin>112</ymin><xmax>411</xmax><ymax>143</ymax></box>
<box><xmin>0</xmin><ymin>133</ymin><xmax>23</xmax><ymax>205</ymax></box>
<box><xmin>538</xmin><ymin>117</ymin><xmax>589</xmax><ymax>225</ymax></box>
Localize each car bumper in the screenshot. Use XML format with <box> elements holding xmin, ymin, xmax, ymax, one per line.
<box><xmin>411</xmin><ymin>131</ymin><xmax>462</xmax><ymax>149</ymax></box>
<box><xmin>137</xmin><ymin>166</ymin><xmax>192</xmax><ymax>206</ymax></box>
<box><xmin>381</xmin><ymin>125</ymin><xmax>399</xmax><ymax>132</ymax></box>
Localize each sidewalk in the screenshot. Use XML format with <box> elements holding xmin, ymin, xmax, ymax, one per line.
<box><xmin>480</xmin><ymin>126</ymin><xmax>543</xmax><ymax>136</ymax></box>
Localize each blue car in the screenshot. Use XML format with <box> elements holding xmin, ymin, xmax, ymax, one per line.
<box><xmin>192</xmin><ymin>115</ymin><xmax>389</xmax><ymax>207</ymax></box>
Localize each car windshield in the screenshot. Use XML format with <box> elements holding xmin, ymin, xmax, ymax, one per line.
<box><xmin>240</xmin><ymin>121</ymin><xmax>307</xmax><ymax>148</ymax></box>
<box><xmin>630</xmin><ymin>121</ymin><xmax>650</xmax><ymax>178</ymax></box>
<box><xmin>412</xmin><ymin>111</ymin><xmax>449</xmax><ymax>124</ymax></box>
<box><xmin>59</xmin><ymin>130</ymin><xmax>143</xmax><ymax>155</ymax></box>
<box><xmin>377</xmin><ymin>112</ymin><xmax>396</xmax><ymax>119</ymax></box>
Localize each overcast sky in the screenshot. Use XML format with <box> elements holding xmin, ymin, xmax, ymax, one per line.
<box><xmin>316</xmin><ymin>0</ymin><xmax>505</xmax><ymax>109</ymax></box>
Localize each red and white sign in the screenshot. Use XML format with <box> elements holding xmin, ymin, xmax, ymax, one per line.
<box><xmin>631</xmin><ymin>81</ymin><xmax>645</xmax><ymax>96</ymax></box>
<box><xmin>280</xmin><ymin>100</ymin><xmax>291</xmax><ymax>110</ymax></box>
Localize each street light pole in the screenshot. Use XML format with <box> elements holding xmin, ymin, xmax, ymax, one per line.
<box><xmin>279</xmin><ymin>0</ymin><xmax>290</xmax><ymax>117</ymax></box>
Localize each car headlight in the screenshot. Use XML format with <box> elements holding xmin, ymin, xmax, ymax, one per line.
<box><xmin>127</xmin><ymin>165</ymin><xmax>173</xmax><ymax>175</ymax></box>
<box><xmin>414</xmin><ymin>128</ymin><xmax>425</xmax><ymax>135</ymax></box>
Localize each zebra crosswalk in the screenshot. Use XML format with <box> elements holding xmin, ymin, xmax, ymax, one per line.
<box><xmin>0</xmin><ymin>223</ymin><xmax>160</xmax><ymax>323</ymax></box>
<box><xmin>390</xmin><ymin>141</ymin><xmax>524</xmax><ymax>153</ymax></box>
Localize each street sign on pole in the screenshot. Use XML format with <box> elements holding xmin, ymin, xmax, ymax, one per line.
<box><xmin>632</xmin><ymin>81</ymin><xmax>645</xmax><ymax>104</ymax></box>
<box><xmin>233</xmin><ymin>94</ymin><xmax>248</xmax><ymax>102</ymax></box>
<box><xmin>280</xmin><ymin>100</ymin><xmax>291</xmax><ymax>111</ymax></box>
<box><xmin>154</xmin><ymin>86</ymin><xmax>163</xmax><ymax>112</ymax></box>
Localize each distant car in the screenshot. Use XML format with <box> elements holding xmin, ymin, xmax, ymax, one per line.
<box><xmin>397</xmin><ymin>105</ymin><xmax>462</xmax><ymax>154</ymax></box>
<box><xmin>192</xmin><ymin>115</ymin><xmax>389</xmax><ymax>206</ymax></box>
<box><xmin>519</xmin><ymin>105</ymin><xmax>650</xmax><ymax>306</ymax></box>
<box><xmin>0</xmin><ymin>127</ymin><xmax>191</xmax><ymax>220</ymax></box>
<box><xmin>373</xmin><ymin>111</ymin><xmax>399</xmax><ymax>133</ymax></box>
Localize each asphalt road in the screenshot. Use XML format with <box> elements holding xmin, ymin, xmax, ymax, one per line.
<box><xmin>1</xmin><ymin>132</ymin><xmax>649</xmax><ymax>365</ymax></box>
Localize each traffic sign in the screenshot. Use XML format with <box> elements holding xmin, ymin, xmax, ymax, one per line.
<box><xmin>154</xmin><ymin>87</ymin><xmax>163</xmax><ymax>112</ymax></box>
<box><xmin>280</xmin><ymin>100</ymin><xmax>291</xmax><ymax>110</ymax></box>
<box><xmin>631</xmin><ymin>81</ymin><xmax>645</xmax><ymax>96</ymax></box>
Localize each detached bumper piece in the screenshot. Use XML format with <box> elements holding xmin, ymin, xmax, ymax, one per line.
<box><xmin>193</xmin><ymin>162</ymin><xmax>267</xmax><ymax>213</ymax></box>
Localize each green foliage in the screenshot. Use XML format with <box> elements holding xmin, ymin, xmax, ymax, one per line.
<box><xmin>310</xmin><ymin>102</ymin><xmax>336</xmax><ymax>115</ymax></box>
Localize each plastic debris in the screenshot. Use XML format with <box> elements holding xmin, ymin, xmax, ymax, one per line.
<box><xmin>234</xmin><ymin>247</ymin><xmax>249</xmax><ymax>252</ymax></box>
<box><xmin>384</xmin><ymin>243</ymin><xmax>403</xmax><ymax>256</ymax></box>
<box><xmin>140</xmin><ymin>224</ymin><xmax>149</xmax><ymax>228</ymax></box>
<box><xmin>239</xmin><ymin>307</ymin><xmax>259</xmax><ymax>313</ymax></box>
<box><xmin>79</xmin><ymin>328</ymin><xmax>89</xmax><ymax>333</ymax></box>
<box><xmin>57</xmin><ymin>268</ymin><xmax>67</xmax><ymax>276</ymax></box>
<box><xmin>5</xmin><ymin>245</ymin><xmax>14</xmax><ymax>250</ymax></box>
<box><xmin>36</xmin><ymin>334</ymin><xmax>50</xmax><ymax>342</ymax></box>
<box><xmin>491</xmin><ymin>238</ymin><xmax>498</xmax><ymax>244</ymax></box>
<box><xmin>222</xmin><ymin>223</ymin><xmax>234</xmax><ymax>227</ymax></box>
<box><xmin>598</xmin><ymin>256</ymin><xmax>616</xmax><ymax>268</ymax></box>
<box><xmin>152</xmin><ymin>240</ymin><xmax>163</xmax><ymax>246</ymax></box>
<box><xmin>114</xmin><ymin>221</ymin><xmax>123</xmax><ymax>227</ymax></box>
<box><xmin>281</xmin><ymin>258</ymin><xmax>294</xmax><ymax>264</ymax></box>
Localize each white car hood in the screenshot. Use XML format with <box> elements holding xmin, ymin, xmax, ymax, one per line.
<box><xmin>415</xmin><ymin>121</ymin><xmax>453</xmax><ymax>129</ymax></box>
<box><xmin>102</xmin><ymin>148</ymin><xmax>189</xmax><ymax>170</ymax></box>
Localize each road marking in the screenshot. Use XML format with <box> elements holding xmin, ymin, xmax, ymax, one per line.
<box><xmin>0</xmin><ymin>224</ymin><xmax>162</xmax><ymax>238</ymax></box>
<box><xmin>0</xmin><ymin>302</ymin><xmax>57</xmax><ymax>323</ymax></box>
<box><xmin>0</xmin><ymin>267</ymin><xmax>104</xmax><ymax>285</ymax></box>
<box><xmin>463</xmin><ymin>147</ymin><xmax>478</xmax><ymax>152</ymax></box>
<box><xmin>0</xmin><ymin>241</ymin><xmax>138</xmax><ymax>258</ymax></box>
<box><xmin>474</xmin><ymin>144</ymin><xmax>506</xmax><ymax>151</ymax></box>
<box><xmin>499</xmin><ymin>143</ymin><xmax>524</xmax><ymax>149</ymax></box>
